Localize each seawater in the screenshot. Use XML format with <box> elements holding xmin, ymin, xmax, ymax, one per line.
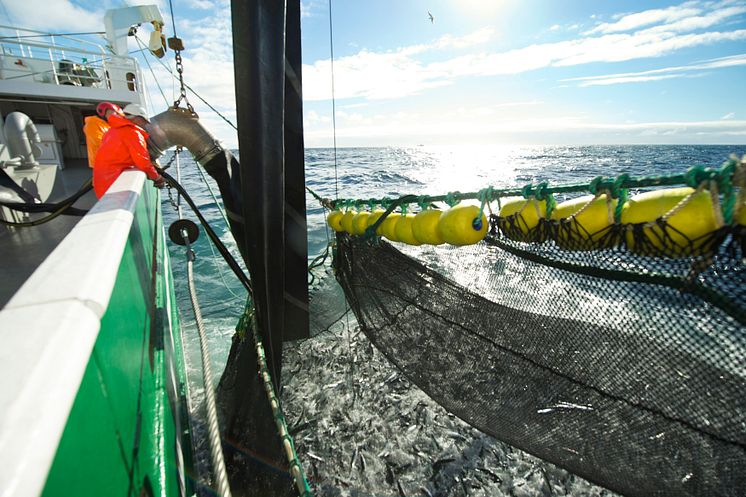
<box><xmin>160</xmin><ymin>144</ymin><xmax>743</xmax><ymax>480</ymax></box>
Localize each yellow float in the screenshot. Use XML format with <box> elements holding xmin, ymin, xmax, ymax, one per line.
<box><xmin>394</xmin><ymin>213</ymin><xmax>421</xmax><ymax>245</ymax></box>
<box><xmin>620</xmin><ymin>187</ymin><xmax>718</xmax><ymax>257</ymax></box>
<box><xmin>366</xmin><ymin>209</ymin><xmax>387</xmax><ymax>235</ymax></box>
<box><xmin>438</xmin><ymin>204</ymin><xmax>488</xmax><ymax>246</ymax></box>
<box><xmin>551</xmin><ymin>194</ymin><xmax>616</xmax><ymax>250</ymax></box>
<box><xmin>326</xmin><ymin>210</ymin><xmax>345</xmax><ymax>232</ymax></box>
<box><xmin>380</xmin><ymin>213</ymin><xmax>402</xmax><ymax>242</ymax></box>
<box><xmin>341</xmin><ymin>210</ymin><xmax>356</xmax><ymax>234</ymax></box>
<box><xmin>736</xmin><ymin>198</ymin><xmax>746</xmax><ymax>225</ymax></box>
<box><xmin>498</xmin><ymin>197</ymin><xmax>546</xmax><ymax>241</ymax></box>
<box><xmin>351</xmin><ymin>211</ymin><xmax>371</xmax><ymax>235</ymax></box>
<box><xmin>412</xmin><ymin>209</ymin><xmax>445</xmax><ymax>245</ymax></box>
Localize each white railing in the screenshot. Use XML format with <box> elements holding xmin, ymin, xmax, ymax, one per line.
<box><xmin>0</xmin><ymin>25</ymin><xmax>144</xmax><ymax>94</ymax></box>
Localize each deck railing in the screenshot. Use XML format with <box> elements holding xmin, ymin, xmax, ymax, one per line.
<box><xmin>0</xmin><ymin>25</ymin><xmax>143</xmax><ymax>93</ymax></box>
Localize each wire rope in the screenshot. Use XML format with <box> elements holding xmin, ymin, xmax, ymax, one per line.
<box><xmin>134</xmin><ymin>34</ymin><xmax>170</xmax><ymax>107</ymax></box>
<box><xmin>328</xmin><ymin>0</ymin><xmax>339</xmax><ymax>200</ymax></box>
<box><xmin>182</xmin><ymin>232</ymin><xmax>233</xmax><ymax>497</ymax></box>
<box><xmin>146</xmin><ymin>50</ymin><xmax>237</xmax><ymax>130</ymax></box>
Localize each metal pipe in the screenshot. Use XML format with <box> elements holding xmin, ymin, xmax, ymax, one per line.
<box><xmin>4</xmin><ymin>112</ymin><xmax>41</xmax><ymax>166</ymax></box>
<box><xmin>146</xmin><ymin>107</ymin><xmax>223</xmax><ymax>166</ymax></box>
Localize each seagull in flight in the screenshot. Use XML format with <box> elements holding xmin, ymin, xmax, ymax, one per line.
<box><xmin>428</xmin><ymin>11</ymin><xmax>434</xmax><ymax>24</ymax></box>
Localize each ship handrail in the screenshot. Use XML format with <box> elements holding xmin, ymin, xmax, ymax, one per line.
<box><xmin>0</xmin><ymin>24</ymin><xmax>109</xmax><ymax>56</ymax></box>
<box><xmin>0</xmin><ymin>37</ymin><xmax>108</xmax><ymax>58</ymax></box>
<box><xmin>0</xmin><ymin>170</ymin><xmax>147</xmax><ymax>497</ymax></box>
<box><xmin>0</xmin><ymin>25</ymin><xmax>144</xmax><ymax>93</ymax></box>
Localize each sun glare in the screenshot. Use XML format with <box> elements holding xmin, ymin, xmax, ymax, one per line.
<box><xmin>457</xmin><ymin>0</ymin><xmax>511</xmax><ymax>18</ymax></box>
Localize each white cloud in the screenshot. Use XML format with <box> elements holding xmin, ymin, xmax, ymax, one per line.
<box><xmin>182</xmin><ymin>0</ymin><xmax>216</xmax><ymax>10</ymax></box>
<box><xmin>398</xmin><ymin>28</ymin><xmax>494</xmax><ymax>56</ymax></box>
<box><xmin>304</xmin><ymin>25</ymin><xmax>746</xmax><ymax>101</ymax></box>
<box><xmin>721</xmin><ymin>112</ymin><xmax>736</xmax><ymax>120</ymax></box>
<box><xmin>563</xmin><ymin>53</ymin><xmax>746</xmax><ymax>86</ymax></box>
<box><xmin>586</xmin><ymin>3</ymin><xmax>702</xmax><ymax>35</ymax></box>
<box><xmin>641</xmin><ymin>5</ymin><xmax>746</xmax><ymax>35</ymax></box>
<box><xmin>300</xmin><ymin>1</ymin><xmax>323</xmax><ymax>19</ymax></box>
<box><xmin>550</xmin><ymin>30</ymin><xmax>746</xmax><ymax>67</ymax></box>
<box><xmin>492</xmin><ymin>100</ymin><xmax>544</xmax><ymax>108</ymax></box>
<box><xmin>1</xmin><ymin>0</ymin><xmax>101</xmax><ymax>31</ymax></box>
<box><xmin>434</xmin><ymin>28</ymin><xmax>494</xmax><ymax>50</ymax></box>
<box><xmin>303</xmin><ymin>111</ymin><xmax>746</xmax><ymax>147</ymax></box>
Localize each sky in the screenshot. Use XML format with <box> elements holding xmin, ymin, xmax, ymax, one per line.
<box><xmin>1</xmin><ymin>0</ymin><xmax>745</xmax><ymax>147</ymax></box>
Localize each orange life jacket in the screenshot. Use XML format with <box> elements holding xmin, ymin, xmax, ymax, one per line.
<box><xmin>82</xmin><ymin>116</ymin><xmax>110</xmax><ymax>168</ymax></box>
<box><xmin>93</xmin><ymin>114</ymin><xmax>159</xmax><ymax>198</ymax></box>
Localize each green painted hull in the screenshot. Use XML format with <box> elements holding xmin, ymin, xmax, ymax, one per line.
<box><xmin>41</xmin><ymin>186</ymin><xmax>192</xmax><ymax>497</ymax></box>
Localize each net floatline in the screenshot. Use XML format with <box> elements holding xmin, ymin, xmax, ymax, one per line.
<box><xmin>329</xmin><ymin>158</ymin><xmax>742</xmax><ymax>220</ymax></box>
<box><xmin>235</xmin><ymin>303</ymin><xmax>313</xmax><ymax>497</ymax></box>
<box><xmin>320</xmin><ymin>157</ymin><xmax>745</xmax><ymax>261</ymax></box>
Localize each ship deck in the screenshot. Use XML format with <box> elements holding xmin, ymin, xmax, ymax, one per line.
<box><xmin>0</xmin><ymin>160</ymin><xmax>97</xmax><ymax>307</ymax></box>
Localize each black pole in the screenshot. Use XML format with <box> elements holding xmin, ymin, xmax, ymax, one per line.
<box><xmin>216</xmin><ymin>1</ymin><xmax>302</xmax><ymax>495</ymax></box>
<box><xmin>283</xmin><ymin>0</ymin><xmax>310</xmax><ymax>341</ymax></box>
<box><xmin>231</xmin><ymin>0</ymin><xmax>286</xmax><ymax>383</ymax></box>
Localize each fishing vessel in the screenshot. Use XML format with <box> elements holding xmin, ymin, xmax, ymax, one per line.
<box><xmin>0</xmin><ymin>2</ymin><xmax>310</xmax><ymax>496</ymax></box>
<box><xmin>0</xmin><ymin>5</ymin><xmax>195</xmax><ymax>497</ymax></box>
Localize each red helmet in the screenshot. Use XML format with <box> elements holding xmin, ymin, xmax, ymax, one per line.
<box><xmin>96</xmin><ymin>102</ymin><xmax>123</xmax><ymax>118</ymax></box>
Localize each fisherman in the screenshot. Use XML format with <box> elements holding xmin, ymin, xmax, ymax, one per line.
<box><xmin>82</xmin><ymin>102</ymin><xmax>123</xmax><ymax>168</ymax></box>
<box><xmin>93</xmin><ymin>103</ymin><xmax>165</xmax><ymax>198</ymax></box>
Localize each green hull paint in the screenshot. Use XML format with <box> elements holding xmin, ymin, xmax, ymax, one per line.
<box><xmin>42</xmin><ymin>186</ymin><xmax>192</xmax><ymax>497</ymax></box>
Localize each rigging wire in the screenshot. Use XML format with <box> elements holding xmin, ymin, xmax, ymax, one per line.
<box><xmin>146</xmin><ymin>50</ymin><xmax>237</xmax><ymax>131</ymax></box>
<box><xmin>327</xmin><ymin>0</ymin><xmax>357</xmax><ymax>414</ymax></box>
<box><xmin>195</xmin><ymin>162</ymin><xmax>231</xmax><ymax>228</ymax></box>
<box><xmin>161</xmin><ymin>170</ymin><xmax>253</xmax><ymax>293</ymax></box>
<box><xmin>193</xmin><ymin>162</ymin><xmax>246</xmax><ymax>302</ymax></box>
<box><xmin>203</xmin><ymin>225</ymin><xmax>246</xmax><ymax>303</ymax></box>
<box><xmin>328</xmin><ymin>0</ymin><xmax>339</xmax><ymax>200</ymax></box>
<box><xmin>136</xmin><ymin>29</ymin><xmax>242</xmax><ymax>302</ymax></box>
<box><xmin>167</xmin><ymin>0</ymin><xmax>179</xmax><ymax>38</ymax></box>
<box><xmin>134</xmin><ymin>34</ymin><xmax>170</xmax><ymax>107</ymax></box>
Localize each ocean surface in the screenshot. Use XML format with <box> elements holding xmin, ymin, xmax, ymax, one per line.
<box><xmin>159</xmin><ymin>144</ymin><xmax>744</xmax><ymax>491</ymax></box>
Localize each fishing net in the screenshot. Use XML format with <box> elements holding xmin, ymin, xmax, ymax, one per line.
<box><xmin>333</xmin><ymin>187</ymin><xmax>746</xmax><ymax>496</ymax></box>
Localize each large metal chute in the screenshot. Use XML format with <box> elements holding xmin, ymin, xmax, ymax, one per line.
<box><xmin>146</xmin><ymin>107</ymin><xmax>248</xmax><ymax>264</ymax></box>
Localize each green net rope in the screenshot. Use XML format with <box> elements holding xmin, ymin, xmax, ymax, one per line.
<box><xmin>319</xmin><ymin>158</ymin><xmax>743</xmax><ymax>223</ymax></box>
<box><xmin>236</xmin><ymin>304</ymin><xmax>313</xmax><ymax>497</ymax></box>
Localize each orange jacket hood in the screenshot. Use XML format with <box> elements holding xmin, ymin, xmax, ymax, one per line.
<box><xmin>92</xmin><ymin>114</ymin><xmax>158</xmax><ymax>198</ymax></box>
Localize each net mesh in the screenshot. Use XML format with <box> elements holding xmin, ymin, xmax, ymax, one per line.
<box><xmin>333</xmin><ymin>214</ymin><xmax>746</xmax><ymax>496</ymax></box>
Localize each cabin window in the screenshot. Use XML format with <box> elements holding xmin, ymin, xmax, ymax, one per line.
<box><xmin>126</xmin><ymin>72</ymin><xmax>137</xmax><ymax>91</ymax></box>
